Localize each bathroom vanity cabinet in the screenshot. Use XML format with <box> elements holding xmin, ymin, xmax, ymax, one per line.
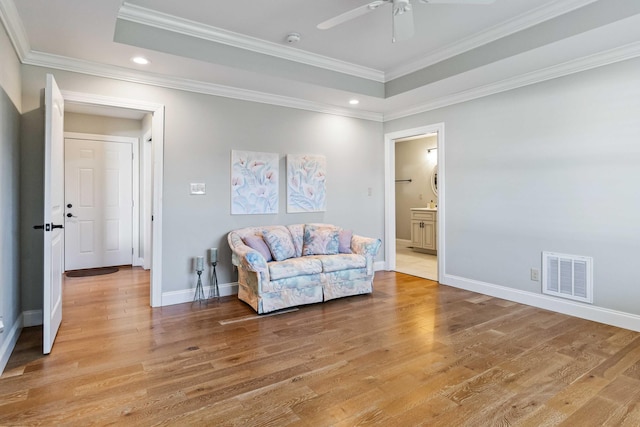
<box><xmin>410</xmin><ymin>208</ymin><xmax>437</xmax><ymax>254</ymax></box>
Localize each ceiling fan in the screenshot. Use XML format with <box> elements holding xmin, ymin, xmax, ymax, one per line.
<box><xmin>318</xmin><ymin>0</ymin><xmax>496</xmax><ymax>43</ymax></box>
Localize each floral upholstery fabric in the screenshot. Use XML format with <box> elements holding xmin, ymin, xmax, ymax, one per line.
<box><xmin>228</xmin><ymin>224</ymin><xmax>381</xmax><ymax>314</ymax></box>
<box><xmin>262</xmin><ymin>273</ymin><xmax>323</xmax><ymax>293</ymax></box>
<box><xmin>311</xmin><ymin>254</ymin><xmax>366</xmax><ymax>273</ymax></box>
<box><xmin>302</xmin><ymin>224</ymin><xmax>340</xmax><ymax>256</ymax></box>
<box><xmin>243</xmin><ymin>234</ymin><xmax>273</xmax><ymax>262</ymax></box>
<box><xmin>323</xmin><ymin>269</ymin><xmax>372</xmax><ymax>301</ymax></box>
<box><xmin>268</xmin><ymin>257</ymin><xmax>322</xmax><ymax>281</ymax></box>
<box><xmin>262</xmin><ymin>226</ymin><xmax>296</xmax><ymax>261</ymax></box>
<box><xmin>338</xmin><ymin>229</ymin><xmax>353</xmax><ymax>253</ymax></box>
<box><xmin>286</xmin><ymin>224</ymin><xmax>305</xmax><ymax>258</ymax></box>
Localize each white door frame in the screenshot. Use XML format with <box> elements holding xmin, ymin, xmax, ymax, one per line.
<box><xmin>64</xmin><ymin>132</ymin><xmax>140</xmax><ymax>269</ymax></box>
<box><xmin>62</xmin><ymin>90</ymin><xmax>165</xmax><ymax>307</ymax></box>
<box><xmin>384</xmin><ymin>123</ymin><xmax>445</xmax><ymax>281</ymax></box>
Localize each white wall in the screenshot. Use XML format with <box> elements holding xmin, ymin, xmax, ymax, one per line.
<box><xmin>19</xmin><ymin>65</ymin><xmax>385</xmax><ymax>311</ymax></box>
<box><xmin>395</xmin><ymin>135</ymin><xmax>437</xmax><ymax>240</ymax></box>
<box><xmin>385</xmin><ymin>57</ymin><xmax>640</xmax><ymax>317</ymax></box>
<box><xmin>0</xmin><ymin>21</ymin><xmax>22</xmax><ymax>372</ymax></box>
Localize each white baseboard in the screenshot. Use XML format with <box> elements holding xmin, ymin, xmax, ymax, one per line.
<box><xmin>442</xmin><ymin>273</ymin><xmax>640</xmax><ymax>332</ymax></box>
<box><xmin>0</xmin><ymin>315</ymin><xmax>23</xmax><ymax>374</ymax></box>
<box><xmin>162</xmin><ymin>282</ymin><xmax>239</xmax><ymax>306</ymax></box>
<box><xmin>23</xmin><ymin>310</ymin><xmax>43</xmax><ymax>327</ymax></box>
<box><xmin>374</xmin><ymin>261</ymin><xmax>386</xmax><ymax>272</ymax></box>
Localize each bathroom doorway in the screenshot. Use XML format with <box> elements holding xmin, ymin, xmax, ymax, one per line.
<box><xmin>394</xmin><ymin>134</ymin><xmax>438</xmax><ymax>280</ymax></box>
<box><xmin>384</xmin><ymin>123</ymin><xmax>444</xmax><ymax>283</ymax></box>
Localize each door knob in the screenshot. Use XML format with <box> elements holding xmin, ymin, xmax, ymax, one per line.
<box><xmin>67</xmin><ymin>203</ymin><xmax>72</xmax><ymax>208</ymax></box>
<box><xmin>66</xmin><ymin>213</ymin><xmax>77</xmax><ymax>218</ymax></box>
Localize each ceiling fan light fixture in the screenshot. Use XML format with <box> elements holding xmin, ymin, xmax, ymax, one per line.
<box><xmin>393</xmin><ymin>0</ymin><xmax>412</xmax><ymax>15</ymax></box>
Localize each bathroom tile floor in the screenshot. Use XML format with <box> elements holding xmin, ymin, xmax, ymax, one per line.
<box><xmin>395</xmin><ymin>240</ymin><xmax>438</xmax><ymax>281</ymax></box>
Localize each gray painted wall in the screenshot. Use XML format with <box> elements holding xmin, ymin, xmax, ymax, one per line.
<box><xmin>0</xmin><ymin>22</ymin><xmax>21</xmax><ymax>367</ymax></box>
<box><xmin>385</xmin><ymin>57</ymin><xmax>640</xmax><ymax>315</ymax></box>
<box><xmin>19</xmin><ymin>65</ymin><xmax>385</xmax><ymax>311</ymax></box>
<box><xmin>64</xmin><ymin>112</ymin><xmax>143</xmax><ymax>138</ymax></box>
<box><xmin>395</xmin><ymin>136</ymin><xmax>437</xmax><ymax>240</ymax></box>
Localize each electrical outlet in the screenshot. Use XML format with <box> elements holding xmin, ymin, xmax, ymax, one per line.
<box><xmin>530</xmin><ymin>268</ymin><xmax>540</xmax><ymax>281</ymax></box>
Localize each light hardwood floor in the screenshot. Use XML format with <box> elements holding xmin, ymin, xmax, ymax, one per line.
<box><xmin>2</xmin><ymin>267</ymin><xmax>640</xmax><ymax>426</ymax></box>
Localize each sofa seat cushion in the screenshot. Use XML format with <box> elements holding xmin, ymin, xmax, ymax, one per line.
<box><xmin>313</xmin><ymin>254</ymin><xmax>366</xmax><ymax>273</ymax></box>
<box><xmin>262</xmin><ymin>273</ymin><xmax>323</xmax><ymax>293</ymax></box>
<box><xmin>268</xmin><ymin>257</ymin><xmax>323</xmax><ymax>280</ymax></box>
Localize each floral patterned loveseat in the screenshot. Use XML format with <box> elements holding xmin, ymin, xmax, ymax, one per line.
<box><xmin>227</xmin><ymin>224</ymin><xmax>381</xmax><ymax>314</ymax></box>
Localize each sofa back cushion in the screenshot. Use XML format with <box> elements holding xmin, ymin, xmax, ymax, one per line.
<box><xmin>286</xmin><ymin>224</ymin><xmax>305</xmax><ymax>257</ymax></box>
<box><xmin>243</xmin><ymin>235</ymin><xmax>273</xmax><ymax>262</ymax></box>
<box><xmin>338</xmin><ymin>229</ymin><xmax>353</xmax><ymax>254</ymax></box>
<box><xmin>302</xmin><ymin>224</ymin><xmax>340</xmax><ymax>256</ymax></box>
<box><xmin>263</xmin><ymin>226</ymin><xmax>296</xmax><ymax>261</ymax></box>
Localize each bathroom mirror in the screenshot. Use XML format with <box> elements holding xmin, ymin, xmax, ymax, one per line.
<box><xmin>431</xmin><ymin>165</ymin><xmax>438</xmax><ymax>196</ymax></box>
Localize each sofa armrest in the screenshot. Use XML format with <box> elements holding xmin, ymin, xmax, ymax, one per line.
<box><xmin>228</xmin><ymin>232</ymin><xmax>269</xmax><ymax>272</ymax></box>
<box><xmin>351</xmin><ymin>235</ymin><xmax>382</xmax><ymax>257</ymax></box>
<box><xmin>351</xmin><ymin>235</ymin><xmax>381</xmax><ymax>276</ymax></box>
<box><xmin>231</xmin><ymin>244</ymin><xmax>269</xmax><ymax>272</ymax></box>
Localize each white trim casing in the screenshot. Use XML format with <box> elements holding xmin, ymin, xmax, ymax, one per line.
<box><xmin>161</xmin><ymin>282</ymin><xmax>239</xmax><ymax>306</ymax></box>
<box><xmin>62</xmin><ymin>91</ymin><xmax>165</xmax><ymax>307</ymax></box>
<box><xmin>0</xmin><ymin>314</ymin><xmax>22</xmax><ymax>373</ymax></box>
<box><xmin>384</xmin><ymin>123</ymin><xmax>445</xmax><ymax>281</ymax></box>
<box><xmin>22</xmin><ymin>309</ymin><xmax>42</xmax><ymax>327</ymax></box>
<box><xmin>117</xmin><ymin>2</ymin><xmax>385</xmax><ymax>83</ymax></box>
<box><xmin>442</xmin><ymin>273</ymin><xmax>640</xmax><ymax>333</ymax></box>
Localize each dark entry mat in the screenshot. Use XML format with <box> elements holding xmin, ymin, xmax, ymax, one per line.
<box><xmin>66</xmin><ymin>267</ymin><xmax>119</xmax><ymax>277</ymax></box>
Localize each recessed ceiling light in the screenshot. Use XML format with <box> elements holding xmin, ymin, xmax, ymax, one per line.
<box><xmin>349</xmin><ymin>99</ymin><xmax>360</xmax><ymax>105</ymax></box>
<box><xmin>131</xmin><ymin>56</ymin><xmax>150</xmax><ymax>65</ymax></box>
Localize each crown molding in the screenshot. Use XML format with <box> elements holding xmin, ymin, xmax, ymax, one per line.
<box><xmin>22</xmin><ymin>51</ymin><xmax>383</xmax><ymax>122</ymax></box>
<box><xmin>385</xmin><ymin>40</ymin><xmax>640</xmax><ymax>121</ymax></box>
<box><xmin>386</xmin><ymin>0</ymin><xmax>601</xmax><ymax>81</ymax></box>
<box><xmin>0</xmin><ymin>0</ymin><xmax>30</xmax><ymax>60</ymax></box>
<box><xmin>117</xmin><ymin>2</ymin><xmax>385</xmax><ymax>83</ymax></box>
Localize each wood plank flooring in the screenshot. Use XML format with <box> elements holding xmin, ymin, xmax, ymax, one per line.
<box><xmin>2</xmin><ymin>267</ymin><xmax>640</xmax><ymax>426</ymax></box>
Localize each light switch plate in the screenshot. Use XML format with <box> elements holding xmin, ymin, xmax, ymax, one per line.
<box><xmin>190</xmin><ymin>183</ymin><xmax>206</xmax><ymax>195</ymax></box>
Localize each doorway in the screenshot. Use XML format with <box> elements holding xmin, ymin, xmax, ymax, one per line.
<box><xmin>384</xmin><ymin>123</ymin><xmax>444</xmax><ymax>282</ymax></box>
<box><xmin>394</xmin><ymin>133</ymin><xmax>438</xmax><ymax>280</ymax></box>
<box><xmin>61</xmin><ymin>91</ymin><xmax>165</xmax><ymax>307</ymax></box>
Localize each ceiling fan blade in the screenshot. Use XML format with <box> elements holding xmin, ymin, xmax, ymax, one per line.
<box><xmin>392</xmin><ymin>1</ymin><xmax>414</xmax><ymax>42</ymax></box>
<box><xmin>418</xmin><ymin>0</ymin><xmax>496</xmax><ymax>4</ymax></box>
<box><xmin>317</xmin><ymin>1</ymin><xmax>388</xmax><ymax>30</ymax></box>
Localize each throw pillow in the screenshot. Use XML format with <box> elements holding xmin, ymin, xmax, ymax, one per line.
<box><xmin>243</xmin><ymin>235</ymin><xmax>273</xmax><ymax>262</ymax></box>
<box><xmin>338</xmin><ymin>229</ymin><xmax>353</xmax><ymax>254</ymax></box>
<box><xmin>302</xmin><ymin>224</ymin><xmax>340</xmax><ymax>256</ymax></box>
<box><xmin>286</xmin><ymin>224</ymin><xmax>305</xmax><ymax>258</ymax></box>
<box><xmin>262</xmin><ymin>227</ymin><xmax>296</xmax><ymax>261</ymax></box>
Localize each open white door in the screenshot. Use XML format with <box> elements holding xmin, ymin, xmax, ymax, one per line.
<box><xmin>42</xmin><ymin>74</ymin><xmax>65</xmax><ymax>354</ymax></box>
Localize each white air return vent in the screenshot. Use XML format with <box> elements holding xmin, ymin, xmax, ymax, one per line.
<box><xmin>542</xmin><ymin>252</ymin><xmax>593</xmax><ymax>303</ymax></box>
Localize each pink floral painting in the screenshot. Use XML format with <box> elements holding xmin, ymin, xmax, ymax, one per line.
<box><xmin>287</xmin><ymin>154</ymin><xmax>326</xmax><ymax>213</ymax></box>
<box><xmin>231</xmin><ymin>150</ymin><xmax>279</xmax><ymax>214</ymax></box>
